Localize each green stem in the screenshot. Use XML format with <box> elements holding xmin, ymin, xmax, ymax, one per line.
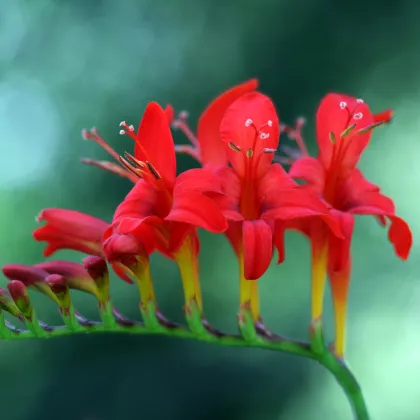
<box><xmin>0</xmin><ymin>310</ymin><xmax>368</xmax><ymax>419</ymax></box>
<box><xmin>317</xmin><ymin>353</ymin><xmax>368</xmax><ymax>420</ymax></box>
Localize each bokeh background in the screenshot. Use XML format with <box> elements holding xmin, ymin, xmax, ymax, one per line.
<box><xmin>1</xmin><ymin>0</ymin><xmax>420</xmax><ymax>419</ymax></box>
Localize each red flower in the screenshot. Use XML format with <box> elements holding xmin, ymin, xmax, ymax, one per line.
<box><xmin>105</xmin><ymin>101</ymin><xmax>228</xmax><ymax>256</ymax></box>
<box><xmin>33</xmin><ymin>208</ymin><xmax>144</xmax><ymax>284</ymax></box>
<box><xmin>103</xmin><ymin>101</ymin><xmax>229</xmax><ymax>311</ymax></box>
<box><xmin>34</xmin><ymin>209</ymin><xmax>109</xmax><ymax>257</ymax></box>
<box><xmin>289</xmin><ymin>93</ymin><xmax>412</xmax><ymax>356</ymax></box>
<box><xmin>198</xmin><ymin>92</ymin><xmax>340</xmax><ymax>319</ymax></box>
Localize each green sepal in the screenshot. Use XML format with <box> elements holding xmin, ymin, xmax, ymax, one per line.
<box><xmin>238</xmin><ymin>302</ymin><xmax>258</xmax><ymax>342</ymax></box>
<box><xmin>309</xmin><ymin>318</ymin><xmax>326</xmax><ymax>354</ymax></box>
<box><xmin>0</xmin><ymin>288</ymin><xmax>23</xmax><ymax>319</ymax></box>
<box><xmin>99</xmin><ymin>301</ymin><xmax>116</xmax><ymax>329</ymax></box>
<box><xmin>0</xmin><ymin>311</ymin><xmax>12</xmax><ymax>339</ymax></box>
<box><xmin>184</xmin><ymin>298</ymin><xmax>210</xmax><ymax>337</ymax></box>
<box><xmin>140</xmin><ymin>300</ymin><xmax>162</xmax><ymax>332</ymax></box>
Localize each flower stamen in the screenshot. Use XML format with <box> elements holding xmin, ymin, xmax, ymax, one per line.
<box><xmin>357</xmin><ymin>121</ymin><xmax>386</xmax><ymax>135</ymax></box>
<box><xmin>172</xmin><ymin>111</ymin><xmax>199</xmax><ymax>147</ymax></box>
<box><xmin>145</xmin><ymin>161</ymin><xmax>161</xmax><ymax>180</ymax></box>
<box><xmin>228</xmin><ymin>142</ymin><xmax>242</xmax><ymax>152</ymax></box>
<box><xmin>340</xmin><ymin>124</ymin><xmax>357</xmax><ymax>139</ymax></box>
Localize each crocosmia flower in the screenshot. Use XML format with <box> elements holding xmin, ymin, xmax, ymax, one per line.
<box><xmin>105</xmin><ymin>101</ymin><xmax>228</xmax><ymax>311</ymax></box>
<box><xmin>289</xmin><ymin>94</ymin><xmax>412</xmax><ymax>357</ymax></box>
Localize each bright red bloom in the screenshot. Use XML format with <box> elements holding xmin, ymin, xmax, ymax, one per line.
<box><xmin>212</xmin><ymin>92</ymin><xmax>342</xmax><ymax>281</ymax></box>
<box><xmin>33</xmin><ymin>208</ymin><xmax>144</xmax><ymax>283</ymax></box>
<box><xmin>289</xmin><ymin>93</ymin><xmax>412</xmax><ymax>356</ymax></box>
<box><xmin>34</xmin><ymin>209</ymin><xmax>109</xmax><ymax>257</ymax></box>
<box><xmin>104</xmin><ymin>101</ymin><xmax>228</xmax><ymax>260</ymax></box>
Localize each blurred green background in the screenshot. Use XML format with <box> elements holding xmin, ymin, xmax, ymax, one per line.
<box><xmin>1</xmin><ymin>0</ymin><xmax>419</xmax><ymax>419</ymax></box>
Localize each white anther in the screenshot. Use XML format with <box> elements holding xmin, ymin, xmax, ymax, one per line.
<box><xmin>119</xmin><ymin>121</ymin><xmax>126</xmax><ymax>127</ymax></box>
<box><xmin>267</xmin><ymin>120</ymin><xmax>273</xmax><ymax>127</ymax></box>
<box><xmin>339</xmin><ymin>101</ymin><xmax>347</xmax><ymax>109</ymax></box>
<box><xmin>119</xmin><ymin>130</ymin><xmax>125</xmax><ymax>135</ymax></box>
<box><xmin>128</xmin><ymin>125</ymin><xmax>135</xmax><ymax>132</ymax></box>
<box><xmin>260</xmin><ymin>132</ymin><xmax>270</xmax><ymax>140</ymax></box>
<box><xmin>245</xmin><ymin>118</ymin><xmax>253</xmax><ymax>127</ymax></box>
<box><xmin>353</xmin><ymin>112</ymin><xmax>363</xmax><ymax>120</ymax></box>
<box><xmin>356</xmin><ymin>98</ymin><xmax>364</xmax><ymax>103</ymax></box>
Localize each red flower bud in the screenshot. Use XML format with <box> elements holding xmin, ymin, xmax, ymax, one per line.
<box><xmin>7</xmin><ymin>281</ymin><xmax>32</xmax><ymax>319</ymax></box>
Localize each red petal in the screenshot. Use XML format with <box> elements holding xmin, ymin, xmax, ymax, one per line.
<box><xmin>112</xmin><ymin>179</ymin><xmax>166</xmax><ymax>224</ymax></box>
<box><xmin>242</xmin><ymin>219</ymin><xmax>273</xmax><ymax>280</ymax></box>
<box><xmin>220</xmin><ymin>92</ymin><xmax>280</xmax><ymax>178</ymax></box>
<box><xmin>387</xmin><ymin>215</ymin><xmax>412</xmax><ymax>260</ymax></box>
<box><xmin>33</xmin><ymin>208</ymin><xmax>109</xmax><ymax>257</ymax></box>
<box><xmin>211</xmin><ymin>166</ymin><xmax>243</xmax><ymax>221</ymax></box>
<box><xmin>166</xmin><ymin>223</ymin><xmax>195</xmax><ymax>254</ymax></box>
<box><xmin>273</xmin><ymin>221</ymin><xmax>287</xmax><ymax>264</ymax></box>
<box><xmin>327</xmin><ymin>210</ymin><xmax>355</xmax><ymax>272</ymax></box>
<box><xmin>289</xmin><ymin>157</ymin><xmax>326</xmax><ymax>195</ymax></box>
<box><xmin>260</xmin><ymin>169</ymin><xmax>343</xmax><ymax>240</ymax></box>
<box><xmin>164</xmin><ymin>104</ymin><xmax>175</xmax><ymax>123</ymax></box>
<box><xmin>224</xmin><ymin>221</ymin><xmax>243</xmax><ymax>257</ymax></box>
<box><xmin>316</xmin><ymin>94</ymin><xmax>374</xmax><ymax>170</ymax></box>
<box><xmin>198</xmin><ymin>79</ymin><xmax>258</xmax><ymax>167</ymax></box>
<box><xmin>347</xmin><ymin>193</ymin><xmax>412</xmax><ymax>260</ymax></box>
<box><xmin>134</xmin><ymin>102</ymin><xmax>176</xmax><ymax>186</ymax></box>
<box><xmin>374</xmin><ymin>109</ymin><xmax>393</xmax><ymax>124</ymax></box>
<box><xmin>173</xmin><ymin>168</ymin><xmax>223</xmax><ymax>195</ymax></box>
<box><xmin>166</xmin><ymin>190</ymin><xmax>228</xmax><ymax>233</ymax></box>
<box><xmin>102</xmin><ymin>232</ymin><xmax>149</xmax><ymax>262</ymax></box>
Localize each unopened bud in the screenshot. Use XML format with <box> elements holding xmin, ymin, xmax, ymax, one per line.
<box><xmin>0</xmin><ymin>288</ymin><xmax>22</xmax><ymax>318</ymax></box>
<box><xmin>83</xmin><ymin>256</ymin><xmax>110</xmax><ymax>305</ymax></box>
<box><xmin>45</xmin><ymin>274</ymin><xmax>71</xmax><ymax>314</ymax></box>
<box><xmin>7</xmin><ymin>281</ymin><xmax>32</xmax><ymax>319</ymax></box>
<box><xmin>35</xmin><ymin>261</ymin><xmax>99</xmax><ymax>298</ymax></box>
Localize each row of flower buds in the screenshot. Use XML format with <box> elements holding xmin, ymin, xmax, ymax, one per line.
<box><xmin>0</xmin><ymin>257</ymin><xmax>113</xmax><ymax>334</ymax></box>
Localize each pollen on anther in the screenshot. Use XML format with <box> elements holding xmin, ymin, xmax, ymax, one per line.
<box><xmin>339</xmin><ymin>101</ymin><xmax>347</xmax><ymax>109</ymax></box>
<box><xmin>128</xmin><ymin>125</ymin><xmax>135</xmax><ymax>132</ymax></box>
<box><xmin>267</xmin><ymin>120</ymin><xmax>273</xmax><ymax>127</ymax></box>
<box><xmin>228</xmin><ymin>142</ymin><xmax>242</xmax><ymax>152</ymax></box>
<box><xmin>246</xmin><ymin>148</ymin><xmax>254</xmax><ymax>158</ymax></box>
<box><xmin>119</xmin><ymin>121</ymin><xmax>126</xmax><ymax>127</ymax></box>
<box><xmin>356</xmin><ymin>98</ymin><xmax>364</xmax><ymax>103</ymax></box>
<box><xmin>119</xmin><ymin>130</ymin><xmax>125</xmax><ymax>135</ymax></box>
<box><xmin>353</xmin><ymin>112</ymin><xmax>363</xmax><ymax>120</ymax></box>
<box><xmin>260</xmin><ymin>132</ymin><xmax>270</xmax><ymax>140</ymax></box>
<box><xmin>245</xmin><ymin>118</ymin><xmax>253</xmax><ymax>127</ymax></box>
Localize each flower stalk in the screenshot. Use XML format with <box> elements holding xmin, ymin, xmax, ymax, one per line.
<box><xmin>0</xmin><ymin>296</ymin><xmax>368</xmax><ymax>418</ymax></box>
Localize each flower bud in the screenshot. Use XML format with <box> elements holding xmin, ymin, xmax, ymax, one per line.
<box><xmin>2</xmin><ymin>264</ymin><xmax>60</xmax><ymax>304</ymax></box>
<box><xmin>0</xmin><ymin>288</ymin><xmax>22</xmax><ymax>318</ymax></box>
<box><xmin>82</xmin><ymin>256</ymin><xmax>109</xmax><ymax>306</ymax></box>
<box><xmin>7</xmin><ymin>281</ymin><xmax>32</xmax><ymax>319</ymax></box>
<box><xmin>35</xmin><ymin>260</ymin><xmax>99</xmax><ymax>299</ymax></box>
<box><xmin>45</xmin><ymin>274</ymin><xmax>71</xmax><ymax>314</ymax></box>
